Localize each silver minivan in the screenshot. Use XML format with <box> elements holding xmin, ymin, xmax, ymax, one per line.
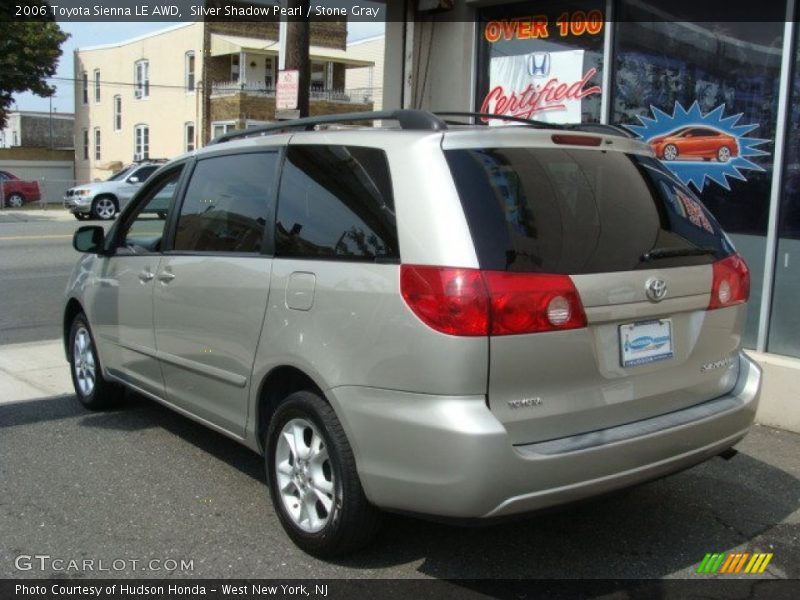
<box><xmin>64</xmin><ymin>110</ymin><xmax>761</xmax><ymax>556</ymax></box>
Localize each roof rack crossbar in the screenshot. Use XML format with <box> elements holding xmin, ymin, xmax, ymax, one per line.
<box><xmin>209</xmin><ymin>109</ymin><xmax>447</xmax><ymax>145</ymax></box>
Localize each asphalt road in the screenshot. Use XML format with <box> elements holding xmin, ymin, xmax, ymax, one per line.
<box><xmin>0</xmin><ymin>391</ymin><xmax>798</xmax><ymax>579</ymax></box>
<box><xmin>1</xmin><ymin>208</ymin><xmax>799</xmax><ymax>582</ymax></box>
<box><xmin>0</xmin><ymin>209</ymin><xmax>111</xmax><ymax>345</ymax></box>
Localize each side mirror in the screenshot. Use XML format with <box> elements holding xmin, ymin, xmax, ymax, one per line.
<box><xmin>128</xmin><ymin>176</ymin><xmax>140</xmax><ymax>184</ymax></box>
<box><xmin>73</xmin><ymin>226</ymin><xmax>105</xmax><ymax>254</ymax></box>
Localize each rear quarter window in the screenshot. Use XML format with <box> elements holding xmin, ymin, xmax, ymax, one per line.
<box><xmin>275</xmin><ymin>145</ymin><xmax>398</xmax><ymax>262</ymax></box>
<box><xmin>445</xmin><ymin>147</ymin><xmax>733</xmax><ymax>274</ymax></box>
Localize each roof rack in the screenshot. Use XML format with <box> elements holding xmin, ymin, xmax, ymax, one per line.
<box><xmin>434</xmin><ymin>111</ymin><xmax>564</xmax><ymax>129</ymax></box>
<box><xmin>132</xmin><ymin>158</ymin><xmax>169</xmax><ymax>163</ymax></box>
<box><xmin>209</xmin><ymin>109</ymin><xmax>447</xmax><ymax>145</ymax></box>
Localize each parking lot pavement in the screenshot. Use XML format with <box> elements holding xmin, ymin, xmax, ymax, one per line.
<box><xmin>0</xmin><ymin>341</ymin><xmax>798</xmax><ymax>580</ymax></box>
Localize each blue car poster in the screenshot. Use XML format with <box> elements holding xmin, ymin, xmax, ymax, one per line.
<box><xmin>626</xmin><ymin>101</ymin><xmax>769</xmax><ymax>191</ymax></box>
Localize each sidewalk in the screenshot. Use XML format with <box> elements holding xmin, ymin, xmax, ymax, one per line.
<box><xmin>0</xmin><ymin>339</ymin><xmax>71</xmax><ymax>404</ymax></box>
<box><xmin>0</xmin><ymin>207</ymin><xmax>75</xmax><ymax>224</ymax></box>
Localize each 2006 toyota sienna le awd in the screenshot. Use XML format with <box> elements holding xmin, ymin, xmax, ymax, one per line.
<box><xmin>64</xmin><ymin>110</ymin><xmax>761</xmax><ymax>556</ymax></box>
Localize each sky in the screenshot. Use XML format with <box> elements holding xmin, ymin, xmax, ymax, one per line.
<box><xmin>12</xmin><ymin>21</ymin><xmax>385</xmax><ymax>114</ymax></box>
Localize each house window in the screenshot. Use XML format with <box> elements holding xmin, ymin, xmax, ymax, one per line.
<box><xmin>134</xmin><ymin>60</ymin><xmax>149</xmax><ymax>99</ymax></box>
<box><xmin>212</xmin><ymin>122</ymin><xmax>235</xmax><ymax>139</ymax></box>
<box><xmin>82</xmin><ymin>129</ymin><xmax>89</xmax><ymax>160</ymax></box>
<box><xmin>134</xmin><ymin>124</ymin><xmax>149</xmax><ymax>160</ymax></box>
<box><xmin>94</xmin><ymin>128</ymin><xmax>101</xmax><ymax>161</ymax></box>
<box><xmin>265</xmin><ymin>57</ymin><xmax>274</xmax><ymax>89</ymax></box>
<box><xmin>82</xmin><ymin>72</ymin><xmax>88</xmax><ymax>104</ymax></box>
<box><xmin>185</xmin><ymin>51</ymin><xmax>195</xmax><ymax>92</ymax></box>
<box><xmin>94</xmin><ymin>69</ymin><xmax>101</xmax><ymax>102</ymax></box>
<box><xmin>113</xmin><ymin>95</ymin><xmax>122</xmax><ymax>131</ymax></box>
<box><xmin>185</xmin><ymin>122</ymin><xmax>195</xmax><ymax>152</ymax></box>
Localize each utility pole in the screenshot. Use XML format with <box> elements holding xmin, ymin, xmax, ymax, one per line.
<box><xmin>284</xmin><ymin>0</ymin><xmax>310</xmax><ymax>118</ymax></box>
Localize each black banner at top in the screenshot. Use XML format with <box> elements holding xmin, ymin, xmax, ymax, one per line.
<box><xmin>1</xmin><ymin>0</ymin><xmax>798</xmax><ymax>23</ymax></box>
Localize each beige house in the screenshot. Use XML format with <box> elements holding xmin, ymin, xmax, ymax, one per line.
<box><xmin>345</xmin><ymin>34</ymin><xmax>385</xmax><ymax>111</ymax></box>
<box><xmin>74</xmin><ymin>21</ymin><xmax>375</xmax><ymax>183</ymax></box>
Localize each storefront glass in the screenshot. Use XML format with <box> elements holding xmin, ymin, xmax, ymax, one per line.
<box><xmin>476</xmin><ymin>0</ymin><xmax>605</xmax><ymax>124</ymax></box>
<box><xmin>768</xmin><ymin>25</ymin><xmax>800</xmax><ymax>358</ymax></box>
<box><xmin>613</xmin><ymin>9</ymin><xmax>785</xmax><ymax>347</ymax></box>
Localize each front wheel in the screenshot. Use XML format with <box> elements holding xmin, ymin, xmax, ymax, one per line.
<box><xmin>717</xmin><ymin>146</ymin><xmax>732</xmax><ymax>162</ymax></box>
<box><xmin>266</xmin><ymin>391</ymin><xmax>381</xmax><ymax>557</ymax></box>
<box><xmin>92</xmin><ymin>196</ymin><xmax>117</xmax><ymax>220</ymax></box>
<box><xmin>6</xmin><ymin>193</ymin><xmax>24</xmax><ymax>208</ymax></box>
<box><xmin>74</xmin><ymin>212</ymin><xmax>89</xmax><ymax>221</ymax></box>
<box><xmin>69</xmin><ymin>312</ymin><xmax>124</xmax><ymax>410</ymax></box>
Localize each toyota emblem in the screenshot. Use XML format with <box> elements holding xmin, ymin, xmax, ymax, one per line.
<box><xmin>645</xmin><ymin>278</ymin><xmax>667</xmax><ymax>302</ymax></box>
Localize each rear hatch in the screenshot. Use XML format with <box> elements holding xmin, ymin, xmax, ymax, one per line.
<box><xmin>444</xmin><ymin>133</ymin><xmax>748</xmax><ymax>445</ymax></box>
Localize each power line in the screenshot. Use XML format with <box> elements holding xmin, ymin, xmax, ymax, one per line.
<box><xmin>48</xmin><ymin>75</ymin><xmax>190</xmax><ymax>90</ymax></box>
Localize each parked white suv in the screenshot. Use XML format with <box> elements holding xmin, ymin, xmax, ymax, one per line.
<box><xmin>64</xmin><ymin>110</ymin><xmax>760</xmax><ymax>557</ymax></box>
<box><xmin>64</xmin><ymin>160</ymin><xmax>167</xmax><ymax>220</ymax></box>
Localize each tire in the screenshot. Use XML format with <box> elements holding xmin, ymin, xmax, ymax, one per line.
<box><xmin>717</xmin><ymin>146</ymin><xmax>731</xmax><ymax>162</ymax></box>
<box><xmin>68</xmin><ymin>312</ymin><xmax>124</xmax><ymax>410</ymax></box>
<box><xmin>6</xmin><ymin>193</ymin><xmax>25</xmax><ymax>208</ymax></box>
<box><xmin>74</xmin><ymin>213</ymin><xmax>89</xmax><ymax>221</ymax></box>
<box><xmin>266</xmin><ymin>390</ymin><xmax>381</xmax><ymax>557</ymax></box>
<box><xmin>92</xmin><ymin>196</ymin><xmax>117</xmax><ymax>220</ymax></box>
<box><xmin>663</xmin><ymin>144</ymin><xmax>679</xmax><ymax>161</ymax></box>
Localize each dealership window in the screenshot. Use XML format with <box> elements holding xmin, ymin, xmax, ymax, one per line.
<box><xmin>612</xmin><ymin>8</ymin><xmax>785</xmax><ymax>347</ymax></box>
<box><xmin>134</xmin><ymin>60</ymin><xmax>149</xmax><ymax>99</ymax></box>
<box><xmin>94</xmin><ymin>69</ymin><xmax>100</xmax><ymax>103</ymax></box>
<box><xmin>113</xmin><ymin>95</ymin><xmax>122</xmax><ymax>131</ymax></box>
<box><xmin>82</xmin><ymin>128</ymin><xmax>89</xmax><ymax>160</ymax></box>
<box><xmin>768</xmin><ymin>24</ymin><xmax>800</xmax><ymax>358</ymax></box>
<box><xmin>476</xmin><ymin>0</ymin><xmax>605</xmax><ymax>124</ymax></box>
<box><xmin>82</xmin><ymin>71</ymin><xmax>88</xmax><ymax>104</ymax></box>
<box><xmin>185</xmin><ymin>51</ymin><xmax>195</xmax><ymax>92</ymax></box>
<box><xmin>94</xmin><ymin>128</ymin><xmax>101</xmax><ymax>161</ymax></box>
<box><xmin>134</xmin><ymin>124</ymin><xmax>149</xmax><ymax>161</ymax></box>
<box><xmin>185</xmin><ymin>122</ymin><xmax>195</xmax><ymax>152</ymax></box>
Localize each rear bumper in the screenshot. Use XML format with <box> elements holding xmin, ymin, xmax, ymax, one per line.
<box><xmin>328</xmin><ymin>352</ymin><xmax>761</xmax><ymax>518</ymax></box>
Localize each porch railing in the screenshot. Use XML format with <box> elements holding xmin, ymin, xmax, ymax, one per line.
<box><xmin>210</xmin><ymin>81</ymin><xmax>376</xmax><ymax>104</ymax></box>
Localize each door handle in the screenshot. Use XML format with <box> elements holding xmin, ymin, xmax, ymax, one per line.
<box><xmin>138</xmin><ymin>269</ymin><xmax>154</xmax><ymax>283</ymax></box>
<box><xmin>158</xmin><ymin>271</ymin><xmax>175</xmax><ymax>283</ymax></box>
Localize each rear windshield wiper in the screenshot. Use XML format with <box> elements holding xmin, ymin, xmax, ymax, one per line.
<box><xmin>640</xmin><ymin>247</ymin><xmax>717</xmax><ymax>262</ymax></box>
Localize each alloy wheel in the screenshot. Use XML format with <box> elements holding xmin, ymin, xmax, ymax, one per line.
<box><xmin>72</xmin><ymin>326</ymin><xmax>96</xmax><ymax>397</ymax></box>
<box><xmin>274</xmin><ymin>418</ymin><xmax>336</xmax><ymax>533</ymax></box>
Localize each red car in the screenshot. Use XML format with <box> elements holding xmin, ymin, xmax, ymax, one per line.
<box><xmin>0</xmin><ymin>170</ymin><xmax>41</xmax><ymax>207</ymax></box>
<box><xmin>649</xmin><ymin>126</ymin><xmax>739</xmax><ymax>163</ymax></box>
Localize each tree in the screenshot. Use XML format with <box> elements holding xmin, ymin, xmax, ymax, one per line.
<box><xmin>0</xmin><ymin>20</ymin><xmax>69</xmax><ymax>128</ymax></box>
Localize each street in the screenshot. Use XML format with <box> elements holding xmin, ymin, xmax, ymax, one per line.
<box><xmin>0</xmin><ymin>209</ymin><xmax>111</xmax><ymax>345</ymax></box>
<box><xmin>0</xmin><ymin>209</ymin><xmax>799</xmax><ymax>580</ymax></box>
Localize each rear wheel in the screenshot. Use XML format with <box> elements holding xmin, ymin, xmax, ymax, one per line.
<box><xmin>74</xmin><ymin>213</ymin><xmax>89</xmax><ymax>221</ymax></box>
<box><xmin>266</xmin><ymin>391</ymin><xmax>381</xmax><ymax>557</ymax></box>
<box><xmin>6</xmin><ymin>193</ymin><xmax>24</xmax><ymax>208</ymax></box>
<box><xmin>92</xmin><ymin>196</ymin><xmax>117</xmax><ymax>220</ymax></box>
<box><xmin>68</xmin><ymin>312</ymin><xmax>124</xmax><ymax>410</ymax></box>
<box><xmin>663</xmin><ymin>144</ymin><xmax>679</xmax><ymax>161</ymax></box>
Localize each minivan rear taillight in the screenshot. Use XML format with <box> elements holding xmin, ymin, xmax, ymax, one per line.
<box><xmin>400</xmin><ymin>265</ymin><xmax>587</xmax><ymax>336</ymax></box>
<box><xmin>708</xmin><ymin>254</ymin><xmax>750</xmax><ymax>310</ymax></box>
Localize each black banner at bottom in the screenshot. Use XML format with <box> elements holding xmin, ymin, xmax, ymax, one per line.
<box><xmin>3</xmin><ymin>579</ymin><xmax>800</xmax><ymax>600</ymax></box>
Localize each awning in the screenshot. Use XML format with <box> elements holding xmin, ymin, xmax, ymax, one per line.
<box><xmin>209</xmin><ymin>33</ymin><xmax>374</xmax><ymax>68</ymax></box>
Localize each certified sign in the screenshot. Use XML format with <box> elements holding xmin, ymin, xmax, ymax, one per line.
<box><xmin>276</xmin><ymin>70</ymin><xmax>299</xmax><ymax>111</ymax></box>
